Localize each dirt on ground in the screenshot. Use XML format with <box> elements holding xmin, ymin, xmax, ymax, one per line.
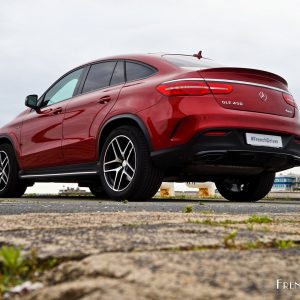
<box><xmin>1</xmin><ymin>212</ymin><xmax>300</xmax><ymax>300</ymax></box>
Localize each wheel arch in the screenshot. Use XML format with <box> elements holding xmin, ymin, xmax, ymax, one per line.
<box><xmin>0</xmin><ymin>135</ymin><xmax>21</xmax><ymax>168</ymax></box>
<box><xmin>97</xmin><ymin>114</ymin><xmax>152</xmax><ymax>157</ymax></box>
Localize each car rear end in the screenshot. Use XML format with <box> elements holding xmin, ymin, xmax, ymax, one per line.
<box><xmin>150</xmin><ymin>54</ymin><xmax>300</xmax><ymax>178</ymax></box>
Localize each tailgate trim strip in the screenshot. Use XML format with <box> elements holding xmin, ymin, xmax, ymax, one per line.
<box><xmin>162</xmin><ymin>78</ymin><xmax>291</xmax><ymax>94</ymax></box>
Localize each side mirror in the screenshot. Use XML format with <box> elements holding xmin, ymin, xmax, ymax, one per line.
<box><xmin>25</xmin><ymin>94</ymin><xmax>39</xmax><ymax>110</ymax></box>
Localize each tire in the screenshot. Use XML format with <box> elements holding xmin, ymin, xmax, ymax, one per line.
<box><xmin>99</xmin><ymin>126</ymin><xmax>164</xmax><ymax>201</ymax></box>
<box><xmin>0</xmin><ymin>144</ymin><xmax>28</xmax><ymax>198</ymax></box>
<box><xmin>89</xmin><ymin>185</ymin><xmax>107</xmax><ymax>198</ymax></box>
<box><xmin>215</xmin><ymin>171</ymin><xmax>275</xmax><ymax>202</ymax></box>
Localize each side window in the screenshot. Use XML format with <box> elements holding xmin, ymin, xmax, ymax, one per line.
<box><xmin>43</xmin><ymin>68</ymin><xmax>83</xmax><ymax>107</ymax></box>
<box><xmin>82</xmin><ymin>61</ymin><xmax>116</xmax><ymax>93</ymax></box>
<box><xmin>110</xmin><ymin>61</ymin><xmax>125</xmax><ymax>86</ymax></box>
<box><xmin>125</xmin><ymin>61</ymin><xmax>156</xmax><ymax>81</ymax></box>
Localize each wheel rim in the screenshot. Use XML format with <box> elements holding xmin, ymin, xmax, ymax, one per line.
<box><xmin>103</xmin><ymin>135</ymin><xmax>136</xmax><ymax>192</ymax></box>
<box><xmin>0</xmin><ymin>151</ymin><xmax>10</xmax><ymax>192</ymax></box>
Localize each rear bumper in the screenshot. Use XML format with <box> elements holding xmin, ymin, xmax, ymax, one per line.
<box><xmin>151</xmin><ymin>129</ymin><xmax>300</xmax><ymax>173</ymax></box>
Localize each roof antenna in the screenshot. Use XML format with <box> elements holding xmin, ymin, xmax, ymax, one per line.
<box><xmin>193</xmin><ymin>50</ymin><xmax>202</xmax><ymax>60</ymax></box>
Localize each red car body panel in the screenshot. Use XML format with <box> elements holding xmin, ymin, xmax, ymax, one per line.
<box><xmin>138</xmin><ymin>96</ymin><xmax>300</xmax><ymax>150</ymax></box>
<box><xmin>20</xmin><ymin>103</ymin><xmax>66</xmax><ymax>169</ymax></box>
<box><xmin>62</xmin><ymin>83</ymin><xmax>123</xmax><ymax>165</ymax></box>
<box><xmin>0</xmin><ymin>53</ymin><xmax>299</xmax><ymax>176</ymax></box>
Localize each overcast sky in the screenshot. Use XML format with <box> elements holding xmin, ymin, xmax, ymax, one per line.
<box><xmin>1</xmin><ymin>0</ymin><xmax>300</xmax><ymax>193</ymax></box>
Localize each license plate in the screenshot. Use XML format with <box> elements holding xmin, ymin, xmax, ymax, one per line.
<box><xmin>245</xmin><ymin>133</ymin><xmax>283</xmax><ymax>148</ymax></box>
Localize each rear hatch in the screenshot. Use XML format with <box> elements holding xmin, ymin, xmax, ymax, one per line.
<box><xmin>200</xmin><ymin>67</ymin><xmax>295</xmax><ymax>118</ymax></box>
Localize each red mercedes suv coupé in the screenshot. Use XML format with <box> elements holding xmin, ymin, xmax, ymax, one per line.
<box><xmin>0</xmin><ymin>52</ymin><xmax>299</xmax><ymax>201</ymax></box>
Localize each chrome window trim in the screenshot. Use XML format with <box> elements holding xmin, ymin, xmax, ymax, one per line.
<box><xmin>161</xmin><ymin>78</ymin><xmax>291</xmax><ymax>95</ymax></box>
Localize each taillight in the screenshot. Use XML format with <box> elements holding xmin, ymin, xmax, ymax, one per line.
<box><xmin>157</xmin><ymin>80</ymin><xmax>210</xmax><ymax>96</ymax></box>
<box><xmin>157</xmin><ymin>80</ymin><xmax>233</xmax><ymax>96</ymax></box>
<box><xmin>283</xmin><ymin>93</ymin><xmax>296</xmax><ymax>107</ymax></box>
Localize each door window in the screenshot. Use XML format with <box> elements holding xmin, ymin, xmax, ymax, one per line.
<box><xmin>43</xmin><ymin>68</ymin><xmax>83</xmax><ymax>107</ymax></box>
<box><xmin>82</xmin><ymin>61</ymin><xmax>116</xmax><ymax>93</ymax></box>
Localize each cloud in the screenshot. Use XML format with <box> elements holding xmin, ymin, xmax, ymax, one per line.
<box><xmin>1</xmin><ymin>0</ymin><xmax>299</xmax><ymax>124</ymax></box>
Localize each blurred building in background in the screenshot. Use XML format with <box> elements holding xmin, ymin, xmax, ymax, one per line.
<box><xmin>272</xmin><ymin>174</ymin><xmax>300</xmax><ymax>192</ymax></box>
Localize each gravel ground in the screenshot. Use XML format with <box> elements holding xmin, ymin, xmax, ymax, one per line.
<box><xmin>0</xmin><ymin>211</ymin><xmax>299</xmax><ymax>300</ymax></box>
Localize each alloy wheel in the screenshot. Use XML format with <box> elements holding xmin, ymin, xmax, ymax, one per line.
<box><xmin>0</xmin><ymin>151</ymin><xmax>10</xmax><ymax>192</ymax></box>
<box><xmin>103</xmin><ymin>135</ymin><xmax>136</xmax><ymax>192</ymax></box>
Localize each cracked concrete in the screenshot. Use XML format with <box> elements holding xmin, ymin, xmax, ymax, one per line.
<box><xmin>0</xmin><ymin>212</ymin><xmax>299</xmax><ymax>300</ymax></box>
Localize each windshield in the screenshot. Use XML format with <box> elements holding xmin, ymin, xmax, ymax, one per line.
<box><xmin>162</xmin><ymin>54</ymin><xmax>224</xmax><ymax>70</ymax></box>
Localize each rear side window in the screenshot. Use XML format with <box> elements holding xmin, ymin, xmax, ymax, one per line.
<box><xmin>125</xmin><ymin>61</ymin><xmax>156</xmax><ymax>81</ymax></box>
<box><xmin>110</xmin><ymin>61</ymin><xmax>125</xmax><ymax>86</ymax></box>
<box><xmin>82</xmin><ymin>61</ymin><xmax>116</xmax><ymax>93</ymax></box>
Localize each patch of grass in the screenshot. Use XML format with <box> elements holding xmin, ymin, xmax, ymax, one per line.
<box><xmin>0</xmin><ymin>246</ymin><xmax>59</xmax><ymax>295</ymax></box>
<box><xmin>191</xmin><ymin>218</ymin><xmax>239</xmax><ymax>226</ymax></box>
<box><xmin>275</xmin><ymin>240</ymin><xmax>295</xmax><ymax>249</ymax></box>
<box><xmin>0</xmin><ymin>246</ymin><xmax>24</xmax><ymax>282</ymax></box>
<box><xmin>242</xmin><ymin>241</ymin><xmax>259</xmax><ymax>250</ymax></box>
<box><xmin>239</xmin><ymin>240</ymin><xmax>275</xmax><ymax>250</ymax></box>
<box><xmin>202</xmin><ymin>219</ymin><xmax>218</xmax><ymax>225</ymax></box>
<box><xmin>183</xmin><ymin>205</ymin><xmax>193</xmax><ymax>213</ymax></box>
<box><xmin>187</xmin><ymin>218</ymin><xmax>225</xmax><ymax>226</ymax></box>
<box><xmin>223</xmin><ymin>230</ymin><xmax>237</xmax><ymax>248</ymax></box>
<box><xmin>198</xmin><ymin>202</ymin><xmax>205</xmax><ymax>206</ymax></box>
<box><xmin>241</xmin><ymin>239</ymin><xmax>297</xmax><ymax>250</ymax></box>
<box><xmin>187</xmin><ymin>219</ymin><xmax>201</xmax><ymax>224</ymax></box>
<box><xmin>0</xmin><ymin>246</ymin><xmax>29</xmax><ymax>293</ymax></box>
<box><xmin>246</xmin><ymin>215</ymin><xmax>272</xmax><ymax>224</ymax></box>
<box><xmin>121</xmin><ymin>199</ymin><xmax>128</xmax><ymax>204</ymax></box>
<box><xmin>187</xmin><ymin>214</ymin><xmax>273</xmax><ymax>227</ymax></box>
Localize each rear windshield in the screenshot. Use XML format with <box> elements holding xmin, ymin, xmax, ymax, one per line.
<box><xmin>162</xmin><ymin>54</ymin><xmax>223</xmax><ymax>70</ymax></box>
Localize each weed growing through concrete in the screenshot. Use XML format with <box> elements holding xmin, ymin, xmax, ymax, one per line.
<box><xmin>0</xmin><ymin>246</ymin><xmax>59</xmax><ymax>295</ymax></box>
<box><xmin>275</xmin><ymin>240</ymin><xmax>295</xmax><ymax>249</ymax></box>
<box><xmin>187</xmin><ymin>214</ymin><xmax>273</xmax><ymax>227</ymax></box>
<box><xmin>223</xmin><ymin>230</ymin><xmax>237</xmax><ymax>248</ymax></box>
<box><xmin>247</xmin><ymin>215</ymin><xmax>272</xmax><ymax>224</ymax></box>
<box><xmin>0</xmin><ymin>246</ymin><xmax>24</xmax><ymax>285</ymax></box>
<box><xmin>183</xmin><ymin>205</ymin><xmax>193</xmax><ymax>213</ymax></box>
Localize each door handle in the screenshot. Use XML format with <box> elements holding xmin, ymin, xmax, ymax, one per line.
<box><xmin>52</xmin><ymin>107</ymin><xmax>63</xmax><ymax>115</ymax></box>
<box><xmin>97</xmin><ymin>96</ymin><xmax>111</xmax><ymax>104</ymax></box>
